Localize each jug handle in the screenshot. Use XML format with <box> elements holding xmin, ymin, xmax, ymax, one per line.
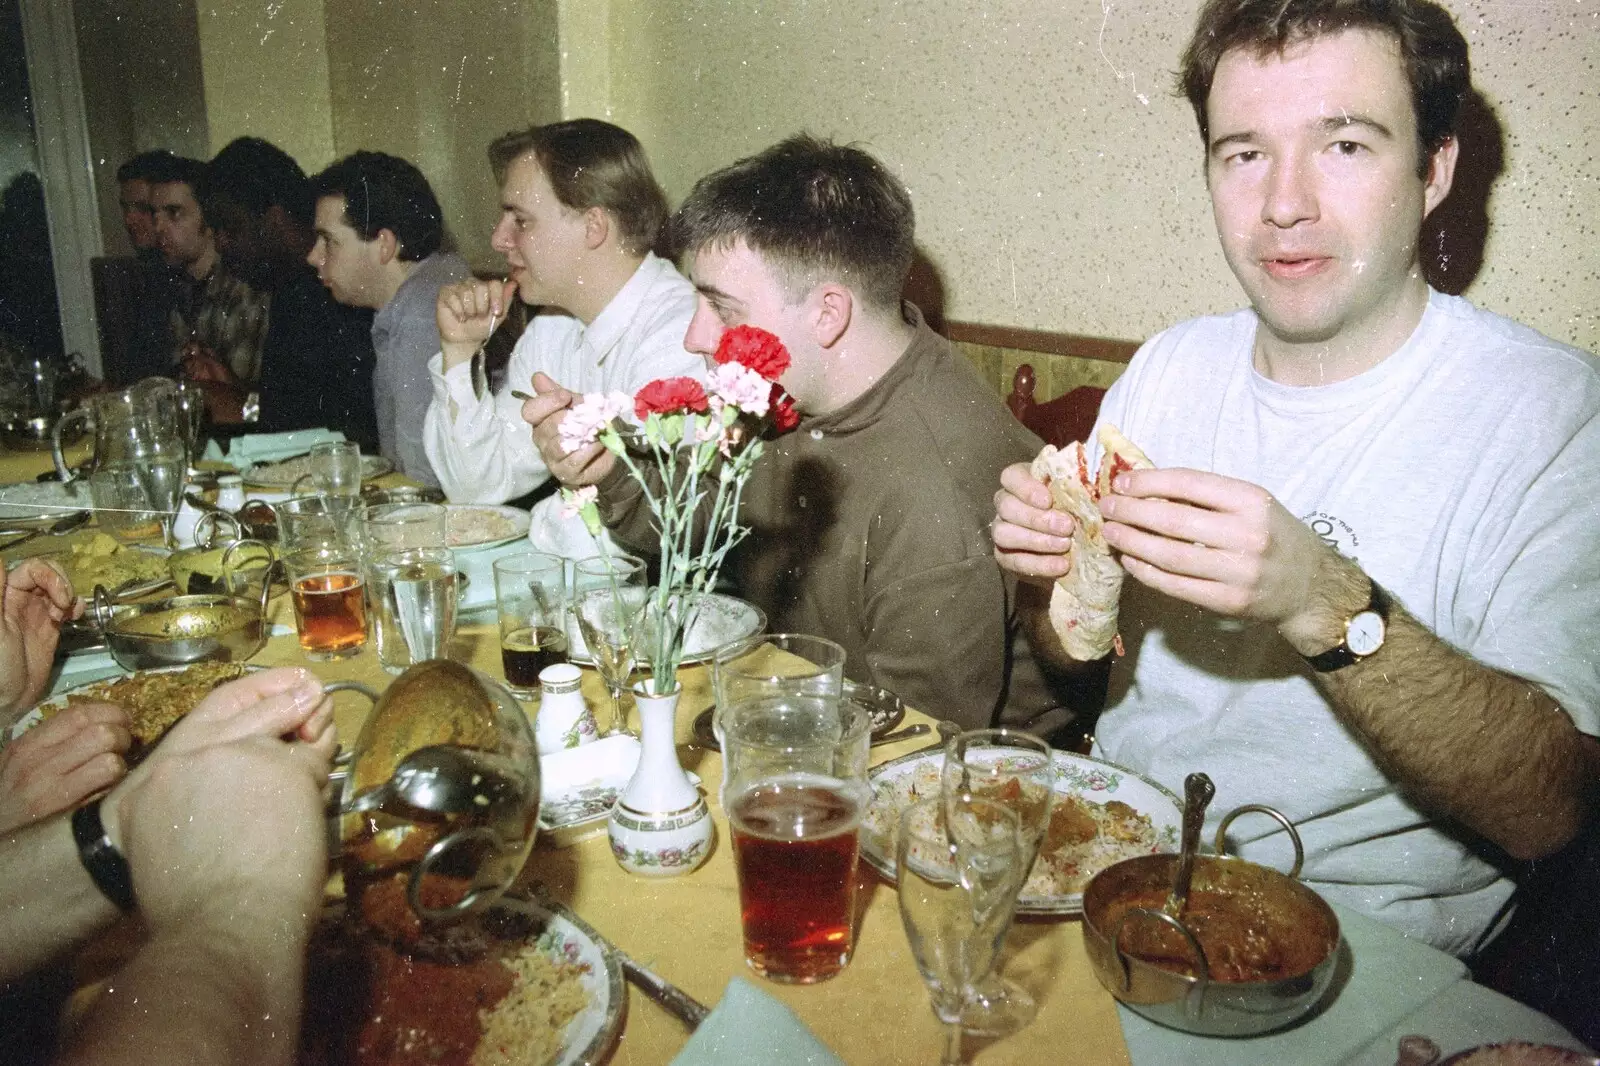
<box><xmin>408</xmin><ymin>826</ymin><xmax>508</xmax><ymax>923</ymax></box>
<box><xmin>51</xmin><ymin>408</ymin><xmax>90</xmax><ymax>483</ymax></box>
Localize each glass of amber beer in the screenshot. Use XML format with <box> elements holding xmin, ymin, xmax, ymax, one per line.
<box><xmin>286</xmin><ymin>545</ymin><xmax>369</xmax><ymax>660</ymax></box>
<box><xmin>721</xmin><ymin>694</ymin><xmax>873</xmax><ymax>983</ymax></box>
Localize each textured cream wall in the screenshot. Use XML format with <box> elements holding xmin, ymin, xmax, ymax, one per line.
<box><xmin>323</xmin><ymin>0</ymin><xmax>562</xmax><ymax>269</ymax></box>
<box><xmin>601</xmin><ymin>0</ymin><xmax>1598</xmax><ymax>352</ymax></box>
<box><xmin>196</xmin><ymin>0</ymin><xmax>336</xmax><ymax>170</ymax></box>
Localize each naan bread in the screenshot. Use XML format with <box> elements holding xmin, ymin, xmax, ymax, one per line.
<box><xmin>1030</xmin><ymin>424</ymin><xmax>1154</xmax><ymax>659</ymax></box>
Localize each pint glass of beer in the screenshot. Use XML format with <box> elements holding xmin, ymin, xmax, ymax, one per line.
<box><xmin>721</xmin><ymin>694</ymin><xmax>873</xmax><ymax>983</ymax></box>
<box><xmin>286</xmin><ymin>545</ymin><xmax>368</xmax><ymax>660</ymax></box>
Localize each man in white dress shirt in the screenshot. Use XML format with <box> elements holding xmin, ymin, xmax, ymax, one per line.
<box><xmin>423</xmin><ymin>119</ymin><xmax>704</xmax><ymax>555</ymax></box>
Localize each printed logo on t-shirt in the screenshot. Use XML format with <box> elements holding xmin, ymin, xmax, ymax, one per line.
<box><xmin>1303</xmin><ymin>510</ymin><xmax>1360</xmax><ymax>562</ymax></box>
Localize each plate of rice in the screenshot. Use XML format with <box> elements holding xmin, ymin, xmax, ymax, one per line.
<box><xmin>446</xmin><ymin>505</ymin><xmax>531</xmax><ymax>551</ymax></box>
<box><xmin>13</xmin><ymin>662</ymin><xmax>255</xmax><ymax>755</ymax></box>
<box><xmin>243</xmin><ymin>453</ymin><xmax>393</xmax><ymax>488</ymax></box>
<box><xmin>859</xmin><ymin>748</ymin><xmax>1181</xmax><ymax>916</ymax></box>
<box><xmin>300</xmin><ymin>891</ymin><xmax>624</xmax><ymax>1066</ymax></box>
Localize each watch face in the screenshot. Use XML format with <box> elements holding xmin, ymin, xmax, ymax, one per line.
<box><xmin>1347</xmin><ymin>611</ymin><xmax>1385</xmax><ymax>656</ymax></box>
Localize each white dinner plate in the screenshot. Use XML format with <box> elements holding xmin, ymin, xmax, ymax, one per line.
<box><xmin>859</xmin><ymin>748</ymin><xmax>1181</xmax><ymax>917</ymax></box>
<box><xmin>0</xmin><ymin>480</ymin><xmax>93</xmax><ymax>525</ymax></box>
<box><xmin>445</xmin><ymin>504</ymin><xmax>531</xmax><ymax>551</ymax></box>
<box><xmin>242</xmin><ymin>453</ymin><xmax>393</xmax><ymax>488</ymax></box>
<box><xmin>565</xmin><ymin>592</ymin><xmax>766</xmax><ymax>667</ymax></box>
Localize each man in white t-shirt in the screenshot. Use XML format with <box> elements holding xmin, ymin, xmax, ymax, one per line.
<box><xmin>423</xmin><ymin>119</ymin><xmax>705</xmax><ymax>556</ymax></box>
<box><xmin>992</xmin><ymin>0</ymin><xmax>1600</xmax><ymax>954</ymax></box>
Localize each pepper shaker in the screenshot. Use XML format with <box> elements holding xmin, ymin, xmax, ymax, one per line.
<box><xmin>534</xmin><ymin>663</ymin><xmax>599</xmax><ymax>755</ymax></box>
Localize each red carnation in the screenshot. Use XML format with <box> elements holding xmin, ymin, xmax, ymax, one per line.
<box><xmin>715</xmin><ymin>325</ymin><xmax>790</xmax><ymax>381</ymax></box>
<box><xmin>768</xmin><ymin>385</ymin><xmax>799</xmax><ymax>433</ymax></box>
<box><xmin>635</xmin><ymin>377</ymin><xmax>710</xmax><ymax>420</ymax></box>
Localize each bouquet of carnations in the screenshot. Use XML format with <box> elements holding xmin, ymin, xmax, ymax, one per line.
<box><xmin>560</xmin><ymin>326</ymin><xmax>798</xmax><ymax>695</ymax></box>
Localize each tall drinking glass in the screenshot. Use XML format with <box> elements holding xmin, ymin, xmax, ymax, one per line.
<box><xmin>898</xmin><ymin>796</ymin><xmax>1028</xmax><ymax>1065</ymax></box>
<box><xmin>363</xmin><ymin>501</ymin><xmax>446</xmax><ymax>553</ymax></box>
<box><xmin>570</xmin><ymin>554</ymin><xmax>647</xmax><ymax>735</ymax></box>
<box><xmin>286</xmin><ymin>545</ymin><xmax>368</xmax><ymax>661</ymax></box>
<box><xmin>368</xmin><ymin>547</ymin><xmax>458</xmax><ymax>672</ymax></box>
<box><xmin>308</xmin><ymin>440</ymin><xmax>363</xmax><ymax>500</ymax></box>
<box><xmin>712</xmin><ymin>633</ymin><xmax>846</xmax><ymax>738</ymax></box>
<box><xmin>939</xmin><ymin>728</ymin><xmax>1056</xmax><ymax>1036</ymax></box>
<box><xmin>492</xmin><ymin>552</ymin><xmax>568</xmax><ymax>697</ymax></box>
<box><xmin>276</xmin><ymin>493</ymin><xmax>363</xmax><ymax>552</ymax></box>
<box><xmin>722</xmin><ymin>694</ymin><xmax>872</xmax><ymax>983</ymax></box>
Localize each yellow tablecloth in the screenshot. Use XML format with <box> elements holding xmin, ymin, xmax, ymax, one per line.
<box><xmin>0</xmin><ymin>431</ymin><xmax>1132</xmax><ymax>1063</ymax></box>
<box><xmin>248</xmin><ymin>611</ymin><xmax>1132</xmax><ymax>1066</ymax></box>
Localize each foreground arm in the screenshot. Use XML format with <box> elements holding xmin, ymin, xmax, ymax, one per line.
<box><xmin>58</xmin><ymin>735</ymin><xmax>330</xmax><ymax>1066</ymax></box>
<box><xmin>1099</xmin><ymin>467</ymin><xmax>1599</xmax><ymax>860</ymax></box>
<box><xmin>0</xmin><ymin>668</ymin><xmax>332</xmax><ymax>984</ymax></box>
<box><xmin>0</xmin><ymin>558</ymin><xmax>80</xmax><ymax>723</ymax></box>
<box><xmin>0</xmin><ymin>703</ymin><xmax>131</xmax><ymax>833</ymax></box>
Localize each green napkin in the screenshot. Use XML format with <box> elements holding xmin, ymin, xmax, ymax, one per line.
<box><xmin>668</xmin><ymin>977</ymin><xmax>845</xmax><ymax>1066</ymax></box>
<box><xmin>202</xmin><ymin>429</ymin><xmax>346</xmax><ymax>469</ymax></box>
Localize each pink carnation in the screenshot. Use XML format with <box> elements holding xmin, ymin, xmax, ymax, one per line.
<box><xmin>559</xmin><ymin>391</ymin><xmax>632</xmax><ymax>454</ymax></box>
<box><xmin>707</xmin><ymin>362</ymin><xmax>772</xmax><ymax>416</ymax></box>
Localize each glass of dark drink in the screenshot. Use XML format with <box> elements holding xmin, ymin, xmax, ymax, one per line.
<box><xmin>492</xmin><ymin>553</ymin><xmax>568</xmax><ymax>698</ymax></box>
<box><xmin>286</xmin><ymin>545</ymin><xmax>368</xmax><ymax>660</ymax></box>
<box><xmin>722</xmin><ymin>693</ymin><xmax>873</xmax><ymax>983</ymax></box>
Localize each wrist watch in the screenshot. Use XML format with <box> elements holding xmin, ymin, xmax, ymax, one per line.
<box><xmin>1304</xmin><ymin>578</ymin><xmax>1391</xmax><ymax>673</ymax></box>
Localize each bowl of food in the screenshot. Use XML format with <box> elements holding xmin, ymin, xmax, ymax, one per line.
<box><xmin>1081</xmin><ymin>805</ymin><xmax>1342</xmax><ymax>1037</ymax></box>
<box><xmin>90</xmin><ymin>583</ymin><xmax>270</xmax><ymax>671</ymax></box>
<box><xmin>339</xmin><ymin>660</ymin><xmax>541</xmax><ymax>946</ymax></box>
<box><xmin>168</xmin><ymin>537</ymin><xmax>277</xmax><ymax>597</ymax></box>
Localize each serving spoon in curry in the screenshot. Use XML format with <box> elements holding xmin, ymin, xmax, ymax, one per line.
<box><xmin>1164</xmin><ymin>771</ymin><xmax>1215</xmax><ymax>918</ymax></box>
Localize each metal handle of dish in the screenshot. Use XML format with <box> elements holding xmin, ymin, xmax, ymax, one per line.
<box><xmin>1213</xmin><ymin>804</ymin><xmax>1305</xmax><ymax>879</ymax></box>
<box><xmin>1107</xmin><ymin>905</ymin><xmax>1213</xmax><ymax>1021</ymax></box>
<box><xmin>321</xmin><ymin>682</ymin><xmax>378</xmax><ymax>803</ymax></box>
<box><xmin>217</xmin><ymin>538</ymin><xmax>275</xmax><ymax>615</ymax></box>
<box><xmin>407</xmin><ymin>825</ymin><xmax>509</xmax><ymax>923</ymax></box>
<box><xmin>193</xmin><ymin>509</ymin><xmax>245</xmax><ymax>550</ymax></box>
<box><xmin>89</xmin><ymin>584</ymin><xmax>117</xmax><ymax>636</ymax></box>
<box><xmin>51</xmin><ymin>407</ymin><xmax>91</xmax><ymax>483</ymax></box>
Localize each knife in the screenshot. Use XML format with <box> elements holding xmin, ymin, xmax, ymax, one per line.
<box><xmin>614</xmin><ymin>946</ymin><xmax>710</xmax><ymax>1028</ymax></box>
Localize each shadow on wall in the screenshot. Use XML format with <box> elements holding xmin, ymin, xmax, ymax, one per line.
<box><xmin>1421</xmin><ymin>88</ymin><xmax>1504</xmax><ymax>296</ymax></box>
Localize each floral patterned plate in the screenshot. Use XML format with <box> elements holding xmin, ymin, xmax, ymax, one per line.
<box><xmin>492</xmin><ymin>892</ymin><xmax>625</xmax><ymax>1066</ymax></box>
<box><xmin>538</xmin><ymin>734</ymin><xmax>701</xmax><ymax>848</ymax></box>
<box><xmin>858</xmin><ymin>748</ymin><xmax>1182</xmax><ymax>917</ymax></box>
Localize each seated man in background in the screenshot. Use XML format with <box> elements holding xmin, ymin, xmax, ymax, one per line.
<box><xmin>114</xmin><ymin>151</ymin><xmax>168</xmax><ymax>264</ymax></box>
<box><xmin>189</xmin><ymin>137</ymin><xmax>378</xmax><ymax>450</ymax></box>
<box><xmin>991</xmin><ymin>0</ymin><xmax>1600</xmax><ymax>954</ymax></box>
<box><xmin>527</xmin><ymin>135</ymin><xmax>1061</xmax><ymax>730</ymax></box>
<box><xmin>309</xmin><ymin>151</ymin><xmax>470</xmax><ymax>488</ymax></box>
<box><xmin>424</xmin><ymin>119</ymin><xmax>704</xmax><ymax>554</ymax></box>
<box><xmin>0</xmin><ymin>667</ymin><xmax>335</xmax><ymax>1066</ymax></box>
<box><xmin>122</xmin><ymin>153</ymin><xmax>267</xmax><ymax>387</ymax></box>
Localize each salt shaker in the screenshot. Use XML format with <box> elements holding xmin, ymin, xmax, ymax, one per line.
<box><xmin>534</xmin><ymin>663</ymin><xmax>599</xmax><ymax>755</ymax></box>
<box><xmin>215</xmin><ymin>474</ymin><xmax>246</xmax><ymax>513</ymax></box>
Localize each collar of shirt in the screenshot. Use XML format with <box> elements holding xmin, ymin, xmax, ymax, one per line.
<box><xmin>578</xmin><ymin>252</ymin><xmax>672</xmax><ymax>368</ymax></box>
<box><xmin>798</xmin><ymin>302</ymin><xmax>938</xmax><ymax>438</ymax></box>
<box><xmin>374</xmin><ymin>252</ymin><xmax>471</xmax><ymax>341</ymax></box>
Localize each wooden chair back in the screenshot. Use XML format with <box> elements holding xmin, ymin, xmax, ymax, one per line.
<box><xmin>1005</xmin><ymin>363</ymin><xmax>1105</xmax><ymax>447</ymax></box>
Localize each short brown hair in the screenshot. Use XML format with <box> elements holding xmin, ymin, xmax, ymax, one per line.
<box><xmin>486</xmin><ymin>119</ymin><xmax>667</xmax><ymax>257</ymax></box>
<box><xmin>1179</xmin><ymin>0</ymin><xmax>1470</xmax><ymax>176</ymax></box>
<box><xmin>671</xmin><ymin>134</ymin><xmax>915</xmax><ymax>311</ymax></box>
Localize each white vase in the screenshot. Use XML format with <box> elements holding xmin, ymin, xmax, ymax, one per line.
<box><xmin>607</xmin><ymin>680</ymin><xmax>714</xmax><ymax>876</ymax></box>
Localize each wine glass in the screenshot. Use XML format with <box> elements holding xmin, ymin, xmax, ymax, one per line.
<box><xmin>570</xmin><ymin>554</ymin><xmax>648</xmax><ymax>736</ymax></box>
<box><xmin>897</xmin><ymin>795</ymin><xmax>1027</xmax><ymax>1066</ymax></box>
<box><xmin>939</xmin><ymin>728</ymin><xmax>1056</xmax><ymax>1037</ymax></box>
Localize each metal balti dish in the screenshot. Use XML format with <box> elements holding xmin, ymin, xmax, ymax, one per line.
<box><xmin>90</xmin><ymin>579</ymin><xmax>270</xmax><ymax>671</ymax></box>
<box><xmin>339</xmin><ymin>660</ymin><xmax>541</xmax><ymax>940</ymax></box>
<box><xmin>1081</xmin><ymin>804</ymin><xmax>1341</xmax><ymax>1037</ymax></box>
<box><xmin>169</xmin><ymin>537</ymin><xmax>277</xmax><ymax>597</ymax></box>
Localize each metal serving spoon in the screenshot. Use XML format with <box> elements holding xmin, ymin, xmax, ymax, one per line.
<box><xmin>1164</xmin><ymin>771</ymin><xmax>1215</xmax><ymax>918</ymax></box>
<box><xmin>340</xmin><ymin>745</ymin><xmax>528</xmax><ymax>817</ymax></box>
<box><xmin>0</xmin><ymin>509</ymin><xmax>90</xmax><ymax>551</ymax></box>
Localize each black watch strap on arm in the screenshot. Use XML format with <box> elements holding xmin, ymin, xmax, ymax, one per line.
<box><xmin>70</xmin><ymin>798</ymin><xmax>136</xmax><ymax>912</ymax></box>
<box><xmin>1304</xmin><ymin>579</ymin><xmax>1392</xmax><ymax>673</ymax></box>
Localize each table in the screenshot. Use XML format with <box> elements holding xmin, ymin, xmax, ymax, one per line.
<box><xmin>8</xmin><ymin>441</ymin><xmax>1586</xmax><ymax>1065</ymax></box>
